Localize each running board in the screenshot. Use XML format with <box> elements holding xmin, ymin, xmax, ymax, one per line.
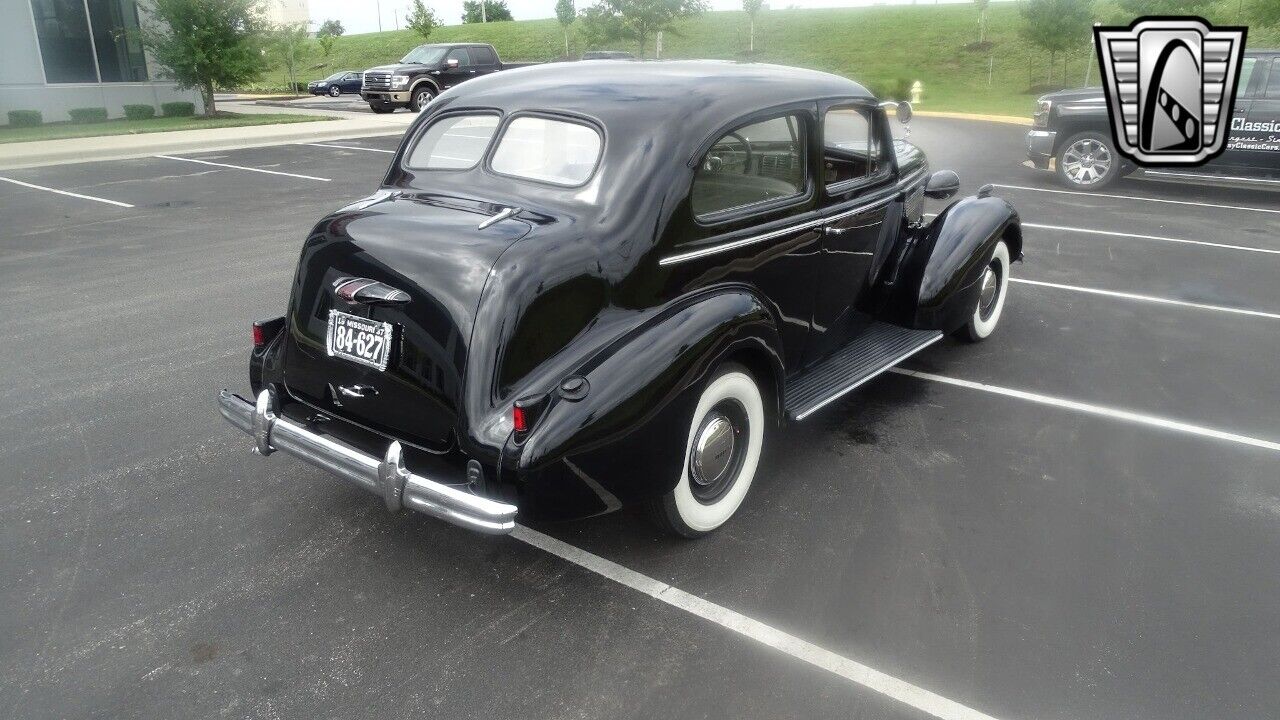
<box><xmin>785</xmin><ymin>322</ymin><xmax>943</xmax><ymax>421</ymax></box>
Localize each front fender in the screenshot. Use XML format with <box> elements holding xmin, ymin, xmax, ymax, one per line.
<box><xmin>515</xmin><ymin>287</ymin><xmax>783</xmax><ymax>511</ymax></box>
<box><xmin>891</xmin><ymin>194</ymin><xmax>1021</xmax><ymax>333</ymax></box>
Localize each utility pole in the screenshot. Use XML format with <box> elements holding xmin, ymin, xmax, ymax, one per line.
<box><xmin>377</xmin><ymin>0</ymin><xmax>382</xmax><ymax>31</ymax></box>
<box><xmin>482</xmin><ymin>1</ymin><xmax>487</xmax><ymax>22</ymax></box>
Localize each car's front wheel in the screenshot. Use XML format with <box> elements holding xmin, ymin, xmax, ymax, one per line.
<box><xmin>650</xmin><ymin>363</ymin><xmax>766</xmax><ymax>538</ymax></box>
<box><xmin>955</xmin><ymin>240</ymin><xmax>1010</xmax><ymax>342</ymax></box>
<box><xmin>409</xmin><ymin>86</ymin><xmax>436</xmax><ymax>112</ymax></box>
<box><xmin>328</xmin><ymin>85</ymin><xmax>341</xmax><ymax>97</ymax></box>
<box><xmin>1055</xmin><ymin>131</ymin><xmax>1120</xmax><ymax>190</ymax></box>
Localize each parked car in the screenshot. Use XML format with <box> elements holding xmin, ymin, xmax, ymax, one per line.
<box><xmin>219</xmin><ymin>62</ymin><xmax>1022</xmax><ymax>538</ymax></box>
<box><xmin>360</xmin><ymin>42</ymin><xmax>536</xmax><ymax>113</ymax></box>
<box><xmin>308</xmin><ymin>70</ymin><xmax>362</xmax><ymax>97</ymax></box>
<box><xmin>581</xmin><ymin>50</ymin><xmax>635</xmax><ymax>60</ymax></box>
<box><xmin>1027</xmin><ymin>48</ymin><xmax>1280</xmax><ymax>190</ymax></box>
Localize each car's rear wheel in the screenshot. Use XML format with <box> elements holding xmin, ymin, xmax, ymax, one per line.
<box><xmin>369</xmin><ymin>103</ymin><xmax>395</xmax><ymax>114</ymax></box>
<box><xmin>955</xmin><ymin>240</ymin><xmax>1010</xmax><ymax>342</ymax></box>
<box><xmin>409</xmin><ymin>86</ymin><xmax>435</xmax><ymax>112</ymax></box>
<box><xmin>328</xmin><ymin>85</ymin><xmax>341</xmax><ymax>97</ymax></box>
<box><xmin>1055</xmin><ymin>131</ymin><xmax>1120</xmax><ymax>190</ymax></box>
<box><xmin>649</xmin><ymin>363</ymin><xmax>766</xmax><ymax>538</ymax></box>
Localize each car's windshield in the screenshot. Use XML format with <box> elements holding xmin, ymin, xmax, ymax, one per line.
<box><xmin>324</xmin><ymin>72</ymin><xmax>346</xmax><ymax>81</ymax></box>
<box><xmin>400</xmin><ymin>46</ymin><xmax>448</xmax><ymax>65</ymax></box>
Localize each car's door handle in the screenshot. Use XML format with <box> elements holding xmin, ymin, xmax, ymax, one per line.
<box><xmin>822</xmin><ymin>226</ymin><xmax>851</xmax><ymax>236</ymax></box>
<box><xmin>338</xmin><ymin>384</ymin><xmax>378</xmax><ymax>398</ymax></box>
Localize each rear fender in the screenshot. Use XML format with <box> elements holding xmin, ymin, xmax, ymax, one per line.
<box><xmin>515</xmin><ymin>288</ymin><xmax>783</xmax><ymax>509</ymax></box>
<box><xmin>885</xmin><ymin>195</ymin><xmax>1021</xmax><ymax>333</ymax></box>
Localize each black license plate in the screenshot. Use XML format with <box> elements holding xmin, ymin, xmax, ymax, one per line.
<box><xmin>326</xmin><ymin>310</ymin><xmax>394</xmax><ymax>371</ymax></box>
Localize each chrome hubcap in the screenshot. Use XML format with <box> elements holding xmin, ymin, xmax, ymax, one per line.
<box><xmin>691</xmin><ymin>414</ymin><xmax>736</xmax><ymax>488</ymax></box>
<box><xmin>978</xmin><ymin>262</ymin><xmax>1001</xmax><ymax>320</ymax></box>
<box><xmin>1062</xmin><ymin>139</ymin><xmax>1112</xmax><ymax>185</ymax></box>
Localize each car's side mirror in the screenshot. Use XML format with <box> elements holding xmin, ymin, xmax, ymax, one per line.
<box><xmin>895</xmin><ymin>101</ymin><xmax>912</xmax><ymax>124</ymax></box>
<box><xmin>924</xmin><ymin>170</ymin><xmax>960</xmax><ymax>199</ymax></box>
<box><xmin>446</xmin><ymin>58</ymin><xmax>460</xmax><ymax>68</ymax></box>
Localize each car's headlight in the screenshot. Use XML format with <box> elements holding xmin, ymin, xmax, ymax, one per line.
<box><xmin>391</xmin><ymin>75</ymin><xmax>410</xmax><ymax>88</ymax></box>
<box><xmin>1033</xmin><ymin>98</ymin><xmax>1052</xmax><ymax>127</ymax></box>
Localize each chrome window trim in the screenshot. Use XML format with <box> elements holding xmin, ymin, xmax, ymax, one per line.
<box><xmin>660</xmin><ymin>167</ymin><xmax>927</xmax><ymax>267</ymax></box>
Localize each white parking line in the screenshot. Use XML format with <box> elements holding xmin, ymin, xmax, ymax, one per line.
<box><xmin>1144</xmin><ymin>169</ymin><xmax>1280</xmax><ymax>185</ymax></box>
<box><xmin>512</xmin><ymin>525</ymin><xmax>1005</xmax><ymax>720</ymax></box>
<box><xmin>1023</xmin><ymin>222</ymin><xmax>1280</xmax><ymax>256</ymax></box>
<box><xmin>154</xmin><ymin>154</ymin><xmax>331</xmax><ymax>181</ymax></box>
<box><xmin>0</xmin><ymin>176</ymin><xmax>134</xmax><ymax>208</ymax></box>
<box><xmin>991</xmin><ymin>183</ymin><xmax>1280</xmax><ymax>215</ymax></box>
<box><xmin>1011</xmin><ymin>278</ymin><xmax>1280</xmax><ymax>320</ymax></box>
<box><xmin>889</xmin><ymin>368</ymin><xmax>1280</xmax><ymax>453</ymax></box>
<box><xmin>303</xmin><ymin>143</ymin><xmax>395</xmax><ymax>154</ymax></box>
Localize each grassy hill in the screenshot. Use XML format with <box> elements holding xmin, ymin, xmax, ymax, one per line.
<box><xmin>255</xmin><ymin>4</ymin><xmax>1280</xmax><ymax>117</ymax></box>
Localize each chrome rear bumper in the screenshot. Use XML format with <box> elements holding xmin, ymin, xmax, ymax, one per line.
<box><xmin>218</xmin><ymin>388</ymin><xmax>517</xmax><ymax>535</ymax></box>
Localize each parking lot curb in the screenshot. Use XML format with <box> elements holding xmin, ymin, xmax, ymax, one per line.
<box><xmin>0</xmin><ymin>119</ymin><xmax>412</xmax><ymax>171</ymax></box>
<box><xmin>914</xmin><ymin>110</ymin><xmax>1033</xmax><ymax>126</ymax></box>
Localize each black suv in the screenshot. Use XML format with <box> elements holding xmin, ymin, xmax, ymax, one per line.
<box><xmin>361</xmin><ymin>43</ymin><xmax>535</xmax><ymax>113</ymax></box>
<box><xmin>1027</xmin><ymin>49</ymin><xmax>1280</xmax><ymax>189</ymax></box>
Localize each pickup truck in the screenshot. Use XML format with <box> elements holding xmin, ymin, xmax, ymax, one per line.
<box><xmin>1027</xmin><ymin>48</ymin><xmax>1280</xmax><ymax>189</ymax></box>
<box><xmin>361</xmin><ymin>43</ymin><xmax>536</xmax><ymax>113</ymax></box>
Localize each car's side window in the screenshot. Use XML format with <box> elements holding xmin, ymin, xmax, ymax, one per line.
<box><xmin>1236</xmin><ymin>58</ymin><xmax>1259</xmax><ymax>99</ymax></box>
<box><xmin>691</xmin><ymin>114</ymin><xmax>806</xmax><ymax>218</ymax></box>
<box><xmin>1264</xmin><ymin>60</ymin><xmax>1280</xmax><ymax>98</ymax></box>
<box><xmin>822</xmin><ymin>105</ymin><xmax>886</xmax><ymax>189</ymax></box>
<box><xmin>448</xmin><ymin>48</ymin><xmax>472</xmax><ymax>66</ymax></box>
<box><xmin>405</xmin><ymin>114</ymin><xmax>500</xmax><ymax>170</ymax></box>
<box><xmin>472</xmin><ymin>46</ymin><xmax>497</xmax><ymax>65</ymax></box>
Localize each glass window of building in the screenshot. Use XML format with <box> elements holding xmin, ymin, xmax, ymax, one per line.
<box><xmin>30</xmin><ymin>0</ymin><xmax>99</xmax><ymax>83</ymax></box>
<box><xmin>88</xmin><ymin>0</ymin><xmax>149</xmax><ymax>82</ymax></box>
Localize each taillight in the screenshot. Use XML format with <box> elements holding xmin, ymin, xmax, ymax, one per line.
<box><xmin>512</xmin><ymin>394</ymin><xmax>550</xmax><ymax>439</ymax></box>
<box><xmin>512</xmin><ymin>405</ymin><xmax>528</xmax><ymax>433</ymax></box>
<box><xmin>252</xmin><ymin>317</ymin><xmax>284</xmax><ymax>348</ymax></box>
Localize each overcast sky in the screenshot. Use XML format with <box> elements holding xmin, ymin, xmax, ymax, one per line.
<box><xmin>307</xmin><ymin>0</ymin><xmax>991</xmax><ymax>36</ymax></box>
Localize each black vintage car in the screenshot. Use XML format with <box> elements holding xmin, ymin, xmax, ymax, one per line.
<box><xmin>219</xmin><ymin>62</ymin><xmax>1022</xmax><ymax>537</ymax></box>
<box><xmin>1027</xmin><ymin>48</ymin><xmax>1280</xmax><ymax>189</ymax></box>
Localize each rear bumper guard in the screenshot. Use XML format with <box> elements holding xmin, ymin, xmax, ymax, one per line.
<box><xmin>218</xmin><ymin>388</ymin><xmax>517</xmax><ymax>535</ymax></box>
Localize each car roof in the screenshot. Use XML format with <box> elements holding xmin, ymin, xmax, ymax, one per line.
<box><xmin>435</xmin><ymin>60</ymin><xmax>872</xmax><ymax>131</ymax></box>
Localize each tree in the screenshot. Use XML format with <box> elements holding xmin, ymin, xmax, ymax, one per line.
<box><xmin>556</xmin><ymin>0</ymin><xmax>576</xmax><ymax>55</ymax></box>
<box><xmin>1019</xmin><ymin>0</ymin><xmax>1092</xmax><ymax>87</ymax></box>
<box><xmin>140</xmin><ymin>0</ymin><xmax>268</xmax><ymax>116</ymax></box>
<box><xmin>973</xmin><ymin>0</ymin><xmax>989</xmax><ymax>43</ymax></box>
<box><xmin>462</xmin><ymin>0</ymin><xmax>513</xmax><ymax>23</ymax></box>
<box><xmin>406</xmin><ymin>0</ymin><xmax>440</xmax><ymax>40</ymax></box>
<box><xmin>270</xmin><ymin>22</ymin><xmax>309</xmax><ymax>94</ymax></box>
<box><xmin>317</xmin><ymin>19</ymin><xmax>343</xmax><ymax>58</ymax></box>
<box><xmin>579</xmin><ymin>0</ymin><xmax>708</xmax><ymax>57</ymax></box>
<box><xmin>743</xmin><ymin>0</ymin><xmax>763</xmax><ymax>52</ymax></box>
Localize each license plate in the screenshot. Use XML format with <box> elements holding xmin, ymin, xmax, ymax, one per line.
<box><xmin>326</xmin><ymin>310</ymin><xmax>394</xmax><ymax>371</ymax></box>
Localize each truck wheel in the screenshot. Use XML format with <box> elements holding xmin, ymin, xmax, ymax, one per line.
<box><xmin>369</xmin><ymin>103</ymin><xmax>395</xmax><ymax>114</ymax></box>
<box><xmin>1055</xmin><ymin>131</ymin><xmax>1120</xmax><ymax>190</ymax></box>
<box><xmin>409</xmin><ymin>86</ymin><xmax>436</xmax><ymax>112</ymax></box>
<box><xmin>328</xmin><ymin>85</ymin><xmax>341</xmax><ymax>97</ymax></box>
<box><xmin>954</xmin><ymin>240</ymin><xmax>1010</xmax><ymax>343</ymax></box>
<box><xmin>649</xmin><ymin>363</ymin><xmax>766</xmax><ymax>538</ymax></box>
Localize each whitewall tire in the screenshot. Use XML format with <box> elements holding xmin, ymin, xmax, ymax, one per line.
<box><xmin>651</xmin><ymin>363</ymin><xmax>766</xmax><ymax>537</ymax></box>
<box><xmin>956</xmin><ymin>240</ymin><xmax>1010</xmax><ymax>342</ymax></box>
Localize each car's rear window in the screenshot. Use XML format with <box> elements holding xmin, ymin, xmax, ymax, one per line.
<box><xmin>406</xmin><ymin>114</ymin><xmax>500</xmax><ymax>170</ymax></box>
<box><xmin>490</xmin><ymin>116</ymin><xmax>602</xmax><ymax>186</ymax></box>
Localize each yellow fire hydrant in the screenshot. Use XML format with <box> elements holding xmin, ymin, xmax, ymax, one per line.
<box><xmin>911</xmin><ymin>81</ymin><xmax>923</xmax><ymax>105</ymax></box>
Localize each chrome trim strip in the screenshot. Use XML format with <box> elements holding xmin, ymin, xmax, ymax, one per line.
<box><xmin>791</xmin><ymin>332</ymin><xmax>944</xmax><ymax>421</ymax></box>
<box><xmin>660</xmin><ymin>169</ymin><xmax>929</xmax><ymax>267</ymax></box>
<box><xmin>218</xmin><ymin>389</ymin><xmax>518</xmax><ymax>534</ymax></box>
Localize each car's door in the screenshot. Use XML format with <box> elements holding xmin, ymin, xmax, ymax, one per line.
<box><xmin>341</xmin><ymin>72</ymin><xmax>362</xmax><ymax>93</ymax></box>
<box><xmin>440</xmin><ymin>48</ymin><xmax>474</xmax><ymax>88</ymax></box>
<box><xmin>667</xmin><ymin>109</ymin><xmax>822</xmax><ymax>373</ymax></box>
<box><xmin>1217</xmin><ymin>54</ymin><xmax>1264</xmax><ymax>171</ymax></box>
<box><xmin>804</xmin><ymin>100</ymin><xmax>899</xmax><ymax>364</ymax></box>
<box><xmin>1229</xmin><ymin>56</ymin><xmax>1280</xmax><ymax>176</ymax></box>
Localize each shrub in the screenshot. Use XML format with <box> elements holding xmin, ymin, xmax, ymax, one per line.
<box><xmin>7</xmin><ymin>110</ymin><xmax>42</xmax><ymax>127</ymax></box>
<box><xmin>123</xmin><ymin>104</ymin><xmax>157</xmax><ymax>120</ymax></box>
<box><xmin>161</xmin><ymin>101</ymin><xmax>196</xmax><ymax>117</ymax></box>
<box><xmin>69</xmin><ymin>107</ymin><xmax>109</xmax><ymax>124</ymax></box>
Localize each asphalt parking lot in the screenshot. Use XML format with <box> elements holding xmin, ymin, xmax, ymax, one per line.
<box><xmin>2</xmin><ymin>117</ymin><xmax>1279</xmax><ymax>720</ymax></box>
